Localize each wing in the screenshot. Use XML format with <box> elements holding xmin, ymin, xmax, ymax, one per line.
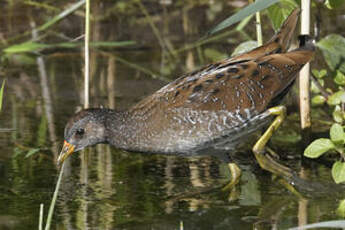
<box><xmin>233</xmin><ymin>8</ymin><xmax>300</xmax><ymax>61</ymax></box>
<box><xmin>130</xmin><ymin>48</ymin><xmax>313</xmax><ymax>115</ymax></box>
<box><xmin>129</xmin><ymin>8</ymin><xmax>306</xmax><ymax>116</ymax></box>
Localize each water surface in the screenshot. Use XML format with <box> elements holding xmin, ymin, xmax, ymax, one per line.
<box><xmin>0</xmin><ymin>1</ymin><xmax>344</xmax><ymax>229</ymax></box>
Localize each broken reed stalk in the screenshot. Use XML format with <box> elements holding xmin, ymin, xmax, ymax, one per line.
<box><xmin>84</xmin><ymin>0</ymin><xmax>90</xmax><ymax>109</ymax></box>
<box><xmin>44</xmin><ymin>163</ymin><xmax>65</xmax><ymax>230</ymax></box>
<box><xmin>299</xmin><ymin>0</ymin><xmax>311</xmax><ymax>129</ymax></box>
<box><xmin>39</xmin><ymin>204</ymin><xmax>44</xmax><ymax>230</ymax></box>
<box><xmin>255</xmin><ymin>8</ymin><xmax>263</xmax><ymax>46</ymax></box>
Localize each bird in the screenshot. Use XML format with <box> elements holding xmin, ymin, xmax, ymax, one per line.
<box><xmin>57</xmin><ymin>8</ymin><xmax>314</xmax><ymax>188</ymax></box>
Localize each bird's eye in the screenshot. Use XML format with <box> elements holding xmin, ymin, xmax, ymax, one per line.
<box><xmin>76</xmin><ymin>128</ymin><xmax>85</xmax><ymax>136</ymax></box>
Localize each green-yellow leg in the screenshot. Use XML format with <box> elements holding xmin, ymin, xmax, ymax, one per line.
<box><xmin>222</xmin><ymin>163</ymin><xmax>241</xmax><ymax>201</ymax></box>
<box><xmin>222</xmin><ymin>163</ymin><xmax>241</xmax><ymax>191</ymax></box>
<box><xmin>252</xmin><ymin>105</ymin><xmax>293</xmax><ymax>179</ymax></box>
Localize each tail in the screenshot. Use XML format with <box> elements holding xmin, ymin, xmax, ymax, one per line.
<box><xmin>266</xmin><ymin>8</ymin><xmax>301</xmax><ymax>53</ymax></box>
<box><xmin>259</xmin><ymin>33</ymin><xmax>315</xmax><ymax>107</ymax></box>
<box><xmin>232</xmin><ymin>8</ymin><xmax>300</xmax><ymax>61</ymax></box>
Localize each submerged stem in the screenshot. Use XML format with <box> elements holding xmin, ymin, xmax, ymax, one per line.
<box><xmin>44</xmin><ymin>163</ymin><xmax>65</xmax><ymax>230</ymax></box>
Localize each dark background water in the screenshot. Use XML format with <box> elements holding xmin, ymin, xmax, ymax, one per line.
<box><xmin>0</xmin><ymin>1</ymin><xmax>345</xmax><ymax>229</ymax></box>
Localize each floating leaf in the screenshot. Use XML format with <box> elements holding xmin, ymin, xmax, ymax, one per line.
<box><xmin>207</xmin><ymin>0</ymin><xmax>280</xmax><ymax>35</ymax></box>
<box><xmin>334</xmin><ymin>70</ymin><xmax>345</xmax><ymax>86</ymax></box>
<box><xmin>330</xmin><ymin>123</ymin><xmax>345</xmax><ymax>144</ymax></box>
<box><xmin>304</xmin><ymin>138</ymin><xmax>335</xmax><ymax>158</ymax></box>
<box><xmin>332</xmin><ymin>161</ymin><xmax>345</xmax><ymax>184</ymax></box>
<box><xmin>25</xmin><ymin>148</ymin><xmax>40</xmax><ymax>158</ymax></box>
<box><xmin>0</xmin><ymin>80</ymin><xmax>5</xmax><ymax>111</ymax></box>
<box><xmin>231</xmin><ymin>40</ymin><xmax>258</xmax><ymax>56</ymax></box>
<box><xmin>317</xmin><ymin>34</ymin><xmax>345</xmax><ymax>73</ymax></box>
<box><xmin>266</xmin><ymin>0</ymin><xmax>297</xmax><ymax>30</ymax></box>
<box><xmin>327</xmin><ymin>90</ymin><xmax>345</xmax><ymax>105</ymax></box>
<box><xmin>311</xmin><ymin>95</ymin><xmax>326</xmax><ymax>106</ymax></box>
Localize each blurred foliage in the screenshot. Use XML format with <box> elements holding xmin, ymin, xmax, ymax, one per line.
<box><xmin>0</xmin><ymin>0</ymin><xmax>345</xmax><ymax>228</ymax></box>
<box><xmin>267</xmin><ymin>0</ymin><xmax>298</xmax><ymax>30</ymax></box>
<box><xmin>304</xmin><ymin>4</ymin><xmax>345</xmax><ymax>185</ymax></box>
<box><xmin>0</xmin><ymin>80</ymin><xmax>5</xmax><ymax>111</ymax></box>
<box><xmin>231</xmin><ymin>40</ymin><xmax>258</xmax><ymax>56</ymax></box>
<box><xmin>325</xmin><ymin>0</ymin><xmax>345</xmax><ymax>9</ymax></box>
<box><xmin>317</xmin><ymin>34</ymin><xmax>345</xmax><ymax>73</ymax></box>
<box><xmin>337</xmin><ymin>199</ymin><xmax>345</xmax><ymax>217</ymax></box>
<box><xmin>4</xmin><ymin>41</ymin><xmax>136</xmax><ymax>54</ymax></box>
<box><xmin>207</xmin><ymin>0</ymin><xmax>280</xmax><ymax>35</ymax></box>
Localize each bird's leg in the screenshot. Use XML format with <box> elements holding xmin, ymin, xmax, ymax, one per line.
<box><xmin>252</xmin><ymin>106</ymin><xmax>294</xmax><ymax>179</ymax></box>
<box><xmin>222</xmin><ymin>162</ymin><xmax>241</xmax><ymax>191</ymax></box>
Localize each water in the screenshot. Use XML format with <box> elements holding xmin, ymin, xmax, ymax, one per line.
<box><xmin>0</xmin><ymin>1</ymin><xmax>345</xmax><ymax>229</ymax></box>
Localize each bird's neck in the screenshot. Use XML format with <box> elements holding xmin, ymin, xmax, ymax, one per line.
<box><xmin>103</xmin><ymin>109</ymin><xmax>142</xmax><ymax>151</ymax></box>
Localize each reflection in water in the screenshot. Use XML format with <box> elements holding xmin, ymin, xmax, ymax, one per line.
<box><xmin>34</xmin><ymin>28</ymin><xmax>59</xmax><ymax>157</ymax></box>
<box><xmin>0</xmin><ymin>1</ymin><xmax>344</xmax><ymax>230</ymax></box>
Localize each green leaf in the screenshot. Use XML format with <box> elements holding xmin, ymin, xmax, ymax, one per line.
<box><xmin>319</xmin><ymin>69</ymin><xmax>328</xmax><ymax>78</ymax></box>
<box><xmin>312</xmin><ymin>69</ymin><xmax>327</xmax><ymax>79</ymax></box>
<box><xmin>236</xmin><ymin>14</ymin><xmax>254</xmax><ymax>31</ymax></box>
<box><xmin>327</xmin><ymin>90</ymin><xmax>345</xmax><ymax>105</ymax></box>
<box><xmin>207</xmin><ymin>0</ymin><xmax>280</xmax><ymax>35</ymax></box>
<box><xmin>25</xmin><ymin>148</ymin><xmax>40</xmax><ymax>158</ymax></box>
<box><xmin>38</xmin><ymin>115</ymin><xmax>48</xmax><ymax>147</ymax></box>
<box><xmin>312</xmin><ymin>69</ymin><xmax>319</xmax><ymax>78</ymax></box>
<box><xmin>90</xmin><ymin>41</ymin><xmax>136</xmax><ymax>48</ymax></box>
<box><xmin>0</xmin><ymin>80</ymin><xmax>5</xmax><ymax>111</ymax></box>
<box><xmin>332</xmin><ymin>161</ymin><xmax>345</xmax><ymax>184</ymax></box>
<box><xmin>330</xmin><ymin>123</ymin><xmax>345</xmax><ymax>144</ymax></box>
<box><xmin>337</xmin><ymin>200</ymin><xmax>345</xmax><ymax>217</ymax></box>
<box><xmin>333</xmin><ymin>105</ymin><xmax>344</xmax><ymax>123</ymax></box>
<box><xmin>304</xmin><ymin>138</ymin><xmax>335</xmax><ymax>158</ymax></box>
<box><xmin>317</xmin><ymin>34</ymin><xmax>345</xmax><ymax>73</ymax></box>
<box><xmin>204</xmin><ymin>48</ymin><xmax>227</xmax><ymax>62</ymax></box>
<box><xmin>325</xmin><ymin>0</ymin><xmax>345</xmax><ymax>9</ymax></box>
<box><xmin>37</xmin><ymin>0</ymin><xmax>85</xmax><ymax>33</ymax></box>
<box><xmin>334</xmin><ymin>70</ymin><xmax>345</xmax><ymax>86</ymax></box>
<box><xmin>231</xmin><ymin>40</ymin><xmax>258</xmax><ymax>56</ymax></box>
<box><xmin>4</xmin><ymin>41</ymin><xmax>136</xmax><ymax>54</ymax></box>
<box><xmin>4</xmin><ymin>42</ymin><xmax>50</xmax><ymax>53</ymax></box>
<box><xmin>4</xmin><ymin>53</ymin><xmax>36</xmax><ymax>65</ymax></box>
<box><xmin>311</xmin><ymin>79</ymin><xmax>324</xmax><ymax>94</ymax></box>
<box><xmin>311</xmin><ymin>95</ymin><xmax>326</xmax><ymax>106</ymax></box>
<box><xmin>266</xmin><ymin>0</ymin><xmax>297</xmax><ymax>30</ymax></box>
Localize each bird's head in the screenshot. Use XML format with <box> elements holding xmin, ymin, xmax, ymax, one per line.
<box><xmin>57</xmin><ymin>109</ymin><xmax>108</xmax><ymax>165</ymax></box>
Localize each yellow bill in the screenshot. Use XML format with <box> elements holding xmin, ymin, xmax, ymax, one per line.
<box><xmin>57</xmin><ymin>140</ymin><xmax>75</xmax><ymax>165</ymax></box>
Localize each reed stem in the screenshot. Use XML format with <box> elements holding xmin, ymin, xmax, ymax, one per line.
<box><xmin>299</xmin><ymin>0</ymin><xmax>311</xmax><ymax>129</ymax></box>
<box><xmin>84</xmin><ymin>0</ymin><xmax>90</xmax><ymax>109</ymax></box>
<box><xmin>39</xmin><ymin>204</ymin><xmax>44</xmax><ymax>230</ymax></box>
<box><xmin>44</xmin><ymin>163</ymin><xmax>65</xmax><ymax>230</ymax></box>
<box><xmin>255</xmin><ymin>10</ymin><xmax>263</xmax><ymax>46</ymax></box>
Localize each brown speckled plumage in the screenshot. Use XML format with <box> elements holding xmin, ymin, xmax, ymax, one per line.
<box><xmin>59</xmin><ymin>9</ymin><xmax>314</xmax><ymax>162</ymax></box>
